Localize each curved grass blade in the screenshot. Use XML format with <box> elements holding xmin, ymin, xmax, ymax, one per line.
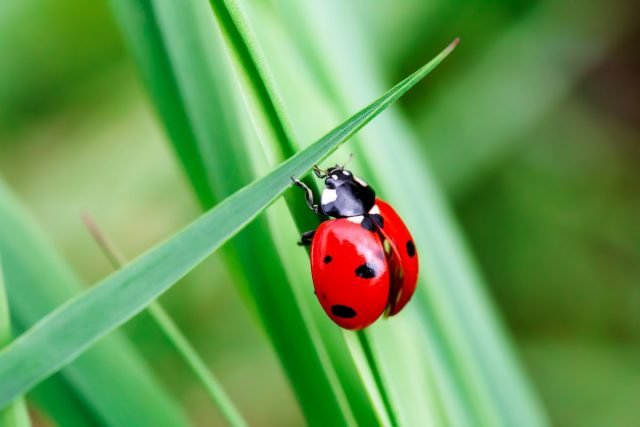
<box><xmin>304</xmin><ymin>1</ymin><xmax>548</xmax><ymax>424</ymax></box>
<box><xmin>0</xmin><ymin>49</ymin><xmax>454</xmax><ymax>409</ymax></box>
<box><xmin>111</xmin><ymin>0</ymin><xmax>369</xmax><ymax>424</ymax></box>
<box><xmin>0</xmin><ymin>257</ymin><xmax>30</xmax><ymax>427</ymax></box>
<box><xmin>252</xmin><ymin>1</ymin><xmax>464</xmax><ymax>424</ymax></box>
<box><xmin>83</xmin><ymin>215</ymin><xmax>247</xmax><ymax>427</ymax></box>
<box><xmin>109</xmin><ymin>0</ymin><xmax>216</xmax><ymax>208</ymax></box>
<box><xmin>253</xmin><ymin>0</ymin><xmax>548</xmax><ymax>424</ymax></box>
<box><xmin>196</xmin><ymin>3</ymin><xmax>459</xmax><ymax>423</ymax></box>
<box><xmin>206</xmin><ymin>0</ymin><xmax>326</xmax><ymax>237</ymax></box>
<box><xmin>0</xmin><ymin>181</ymin><xmax>189</xmax><ymax>426</ymax></box>
<box><xmin>207</xmin><ymin>0</ymin><xmax>296</xmax><ymax>160</ymax></box>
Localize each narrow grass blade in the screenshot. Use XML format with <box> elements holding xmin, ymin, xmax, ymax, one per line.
<box><xmin>355</xmin><ymin>331</ymin><xmax>399</xmax><ymax>427</ymax></box>
<box><xmin>252</xmin><ymin>0</ymin><xmax>548</xmax><ymax>424</ymax></box>
<box><xmin>207</xmin><ymin>0</ymin><xmax>297</xmax><ymax>160</ymax></box>
<box><xmin>0</xmin><ymin>257</ymin><xmax>30</xmax><ymax>427</ymax></box>
<box><xmin>111</xmin><ymin>1</ymin><xmax>375</xmax><ymax>423</ymax></box>
<box><xmin>83</xmin><ymin>215</ymin><xmax>247</xmax><ymax>427</ymax></box>
<box><xmin>183</xmin><ymin>0</ymin><xmax>382</xmax><ymax>422</ymax></box>
<box><xmin>25</xmin><ymin>376</ymin><xmax>103</xmax><ymax>427</ymax></box>
<box><xmin>0</xmin><ymin>181</ymin><xmax>189</xmax><ymax>426</ymax></box>
<box><xmin>0</xmin><ymin>52</ymin><xmax>453</xmax><ymax>408</ymax></box>
<box><xmin>193</xmin><ymin>6</ymin><xmax>456</xmax><ymax>424</ymax></box>
<box><xmin>251</xmin><ymin>1</ymin><xmax>466</xmax><ymax>424</ymax></box>
<box><xmin>108</xmin><ymin>0</ymin><xmax>216</xmax><ymax>207</ymax></box>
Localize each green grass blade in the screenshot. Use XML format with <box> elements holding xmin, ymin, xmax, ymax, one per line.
<box><xmin>207</xmin><ymin>0</ymin><xmax>297</xmax><ymax>160</ymax></box>
<box><xmin>111</xmin><ymin>1</ymin><xmax>372</xmax><ymax>424</ymax></box>
<box><xmin>251</xmin><ymin>0</ymin><xmax>548</xmax><ymax>424</ymax></box>
<box><xmin>83</xmin><ymin>215</ymin><xmax>247</xmax><ymax>427</ymax></box>
<box><xmin>24</xmin><ymin>376</ymin><xmax>102</xmax><ymax>427</ymax></box>
<box><xmin>0</xmin><ymin>257</ymin><xmax>30</xmax><ymax>427</ymax></box>
<box><xmin>0</xmin><ymin>50</ymin><xmax>454</xmax><ymax>409</ymax></box>
<box><xmin>349</xmin><ymin>16</ymin><xmax>546</xmax><ymax>427</ymax></box>
<box><xmin>0</xmin><ymin>181</ymin><xmax>189</xmax><ymax>426</ymax></box>
<box><xmin>145</xmin><ymin>304</ymin><xmax>248</xmax><ymax>427</ymax></box>
<box><xmin>251</xmin><ymin>1</ymin><xmax>464</xmax><ymax>424</ymax></box>
<box><xmin>355</xmin><ymin>331</ymin><xmax>398</xmax><ymax>427</ymax></box>
<box><xmin>205</xmin><ymin>0</ymin><xmax>328</xmax><ymax>237</ymax></box>
<box><xmin>188</xmin><ymin>0</ymin><xmax>458</xmax><ymax>421</ymax></box>
<box><xmin>201</xmin><ymin>3</ymin><xmax>456</xmax><ymax>424</ymax></box>
<box><xmin>108</xmin><ymin>0</ymin><xmax>217</xmax><ymax>207</ymax></box>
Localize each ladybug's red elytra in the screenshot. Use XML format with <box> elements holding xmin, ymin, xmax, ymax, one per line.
<box><xmin>291</xmin><ymin>163</ymin><xmax>419</xmax><ymax>330</ymax></box>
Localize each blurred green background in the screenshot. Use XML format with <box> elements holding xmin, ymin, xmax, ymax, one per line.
<box><xmin>0</xmin><ymin>0</ymin><xmax>638</xmax><ymax>425</ymax></box>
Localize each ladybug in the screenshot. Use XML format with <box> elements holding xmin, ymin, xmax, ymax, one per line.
<box><xmin>291</xmin><ymin>162</ymin><xmax>419</xmax><ymax>330</ymax></box>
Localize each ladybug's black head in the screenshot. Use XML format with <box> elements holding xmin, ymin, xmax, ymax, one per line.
<box><xmin>323</xmin><ymin>166</ymin><xmax>354</xmax><ymax>189</ymax></box>
<box><xmin>315</xmin><ymin>165</ymin><xmax>376</xmax><ymax>218</ymax></box>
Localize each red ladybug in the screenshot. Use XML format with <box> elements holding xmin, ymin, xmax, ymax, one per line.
<box><xmin>292</xmin><ymin>163</ymin><xmax>419</xmax><ymax>330</ymax></box>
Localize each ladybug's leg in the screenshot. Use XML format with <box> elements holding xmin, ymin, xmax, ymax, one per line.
<box><xmin>291</xmin><ymin>177</ymin><xmax>322</xmax><ymax>214</ymax></box>
<box><xmin>313</xmin><ymin>165</ymin><xmax>327</xmax><ymax>178</ymax></box>
<box><xmin>297</xmin><ymin>229</ymin><xmax>316</xmax><ymax>246</ymax></box>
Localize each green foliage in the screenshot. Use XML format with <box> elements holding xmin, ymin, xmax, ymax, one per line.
<box><xmin>415</xmin><ymin>0</ymin><xmax>635</xmax><ymax>197</ymax></box>
<box><xmin>2</xmin><ymin>0</ymin><xmax>633</xmax><ymax>425</ymax></box>
<box><xmin>82</xmin><ymin>213</ymin><xmax>247</xmax><ymax>426</ymax></box>
<box><xmin>243</xmin><ymin>0</ymin><xmax>548</xmax><ymax>424</ymax></box>
<box><xmin>0</xmin><ymin>49</ymin><xmax>451</xmax><ymax>416</ymax></box>
<box><xmin>0</xmin><ymin>181</ymin><xmax>188</xmax><ymax>426</ymax></box>
<box><xmin>0</xmin><ymin>259</ymin><xmax>30</xmax><ymax>427</ymax></box>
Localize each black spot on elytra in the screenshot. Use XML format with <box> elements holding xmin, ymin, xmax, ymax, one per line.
<box><xmin>406</xmin><ymin>240</ymin><xmax>416</xmax><ymax>257</ymax></box>
<box><xmin>370</xmin><ymin>214</ymin><xmax>384</xmax><ymax>228</ymax></box>
<box><xmin>361</xmin><ymin>214</ymin><xmax>383</xmax><ymax>231</ymax></box>
<box><xmin>323</xmin><ymin>255</ymin><xmax>332</xmax><ymax>263</ymax></box>
<box><xmin>331</xmin><ymin>305</ymin><xmax>357</xmax><ymax>318</ymax></box>
<box><xmin>355</xmin><ymin>263</ymin><xmax>376</xmax><ymax>278</ymax></box>
<box><xmin>360</xmin><ymin>216</ymin><xmax>375</xmax><ymax>231</ymax></box>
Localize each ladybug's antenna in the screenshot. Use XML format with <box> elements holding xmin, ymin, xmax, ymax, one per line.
<box><xmin>342</xmin><ymin>153</ymin><xmax>354</xmax><ymax>169</ymax></box>
<box><xmin>313</xmin><ymin>165</ymin><xmax>328</xmax><ymax>178</ymax></box>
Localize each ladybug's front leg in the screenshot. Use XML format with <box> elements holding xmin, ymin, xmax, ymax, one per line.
<box><xmin>291</xmin><ymin>177</ymin><xmax>322</xmax><ymax>214</ymax></box>
<box><xmin>298</xmin><ymin>229</ymin><xmax>316</xmax><ymax>246</ymax></box>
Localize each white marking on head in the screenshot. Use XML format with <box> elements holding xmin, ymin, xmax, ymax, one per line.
<box><xmin>343</xmin><ymin>170</ymin><xmax>350</xmax><ymax>175</ymax></box>
<box><xmin>347</xmin><ymin>215</ymin><xmax>364</xmax><ymax>224</ymax></box>
<box><xmin>321</xmin><ymin>189</ymin><xmax>338</xmax><ymax>205</ymax></box>
<box><xmin>369</xmin><ymin>205</ymin><xmax>380</xmax><ymax>215</ymax></box>
<box><xmin>354</xmin><ymin>176</ymin><xmax>368</xmax><ymax>187</ymax></box>
<box><xmin>331</xmin><ymin>174</ymin><xmax>339</xmax><ymax>180</ymax></box>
